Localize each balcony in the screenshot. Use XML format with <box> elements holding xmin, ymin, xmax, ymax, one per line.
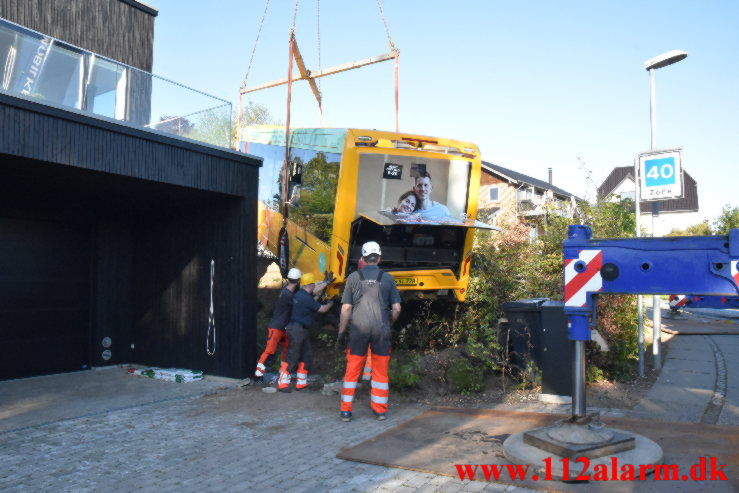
<box><xmin>516</xmin><ymin>187</ymin><xmax>577</xmax><ymax>218</ymax></box>
<box><xmin>0</xmin><ymin>17</ymin><xmax>231</xmax><ymax>148</ymax></box>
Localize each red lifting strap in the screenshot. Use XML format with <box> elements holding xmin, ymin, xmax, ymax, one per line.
<box><xmin>282</xmin><ymin>37</ymin><xmax>296</xmax><ymax>224</ymax></box>
<box><xmin>394</xmin><ymin>51</ymin><xmax>399</xmax><ymax>133</ymax></box>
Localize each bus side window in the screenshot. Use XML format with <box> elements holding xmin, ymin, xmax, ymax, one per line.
<box><xmin>287</xmin><ymin>159</ymin><xmax>303</xmax><ymax>207</ymax></box>
<box><xmin>290</xmin><ymin>149</ymin><xmax>340</xmax><ymax>244</ymax></box>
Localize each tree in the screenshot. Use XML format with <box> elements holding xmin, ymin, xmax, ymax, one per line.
<box><xmin>237</xmin><ymin>101</ymin><xmax>275</xmax><ymax>128</ymax></box>
<box><xmin>666</xmin><ymin>221</ymin><xmax>713</xmax><ymax>236</ymax></box>
<box><xmin>233</xmin><ymin>101</ymin><xmax>278</xmax><ymax>147</ymax></box>
<box><xmin>186</xmin><ymin>101</ymin><xmax>277</xmax><ymax>149</ymax></box>
<box><xmin>713</xmin><ymin>204</ymin><xmax>739</xmax><ymax>235</ymax></box>
<box><xmin>188</xmin><ymin>108</ymin><xmax>232</xmax><ymax>147</ymax></box>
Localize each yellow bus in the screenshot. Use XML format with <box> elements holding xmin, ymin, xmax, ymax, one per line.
<box><xmin>241</xmin><ymin>127</ymin><xmax>497</xmax><ymax>302</ymax></box>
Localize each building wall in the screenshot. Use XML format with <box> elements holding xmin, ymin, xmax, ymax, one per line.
<box><xmin>130</xmin><ymin>197</ymin><xmax>256</xmax><ymax>378</ymax></box>
<box><xmin>478</xmin><ymin>173</ymin><xmax>517</xmax><ymax>223</ymax></box>
<box><xmin>640</xmin><ymin>210</ymin><xmax>707</xmax><ymax>237</ymax></box>
<box><xmin>0</xmin><ymin>0</ymin><xmax>156</xmax><ymax>70</ymax></box>
<box><xmin>0</xmin><ymin>94</ymin><xmax>260</xmax><ymax>379</ymax></box>
<box><xmin>606</xmin><ymin>175</ymin><xmax>708</xmax><ymax>236</ymax></box>
<box><xmin>610</xmin><ymin>177</ymin><xmax>636</xmax><ymax>201</ymax></box>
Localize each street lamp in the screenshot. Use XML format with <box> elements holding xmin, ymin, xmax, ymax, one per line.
<box><xmin>636</xmin><ymin>49</ymin><xmax>688</xmax><ymax>373</ymax></box>
<box><xmin>645</xmin><ymin>50</ymin><xmax>688</xmax><ymax>149</ymax></box>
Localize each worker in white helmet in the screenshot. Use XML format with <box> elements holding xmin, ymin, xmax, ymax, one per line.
<box><xmin>254</xmin><ymin>267</ymin><xmax>302</xmax><ymax>382</ymax></box>
<box><xmin>337</xmin><ymin>241</ymin><xmax>401</xmax><ymax>422</ymax></box>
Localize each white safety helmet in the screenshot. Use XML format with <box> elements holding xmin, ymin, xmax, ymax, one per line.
<box><xmin>361</xmin><ymin>241</ymin><xmax>382</xmax><ymax>257</ymax></box>
<box><xmin>286</xmin><ymin>267</ymin><xmax>302</xmax><ymax>281</ymax></box>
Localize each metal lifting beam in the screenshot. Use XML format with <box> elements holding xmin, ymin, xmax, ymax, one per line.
<box><xmin>240</xmin><ymin>36</ymin><xmax>397</xmax><ymax>100</ymax></box>
<box><xmin>289</xmin><ymin>35</ymin><xmax>322</xmax><ymax>107</ymax></box>
<box><xmin>562</xmin><ymin>225</ymin><xmax>739</xmax><ymax>418</ymax></box>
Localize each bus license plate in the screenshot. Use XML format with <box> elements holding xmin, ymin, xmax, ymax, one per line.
<box><xmin>395</xmin><ymin>277</ymin><xmax>418</xmax><ymax>286</ymax></box>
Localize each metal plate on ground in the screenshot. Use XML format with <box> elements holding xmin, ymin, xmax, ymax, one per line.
<box><xmin>523</xmin><ymin>426</ymin><xmax>635</xmax><ymax>459</ymax></box>
<box><xmin>337</xmin><ymin>407</ymin><xmax>738</xmax><ymax>492</ymax></box>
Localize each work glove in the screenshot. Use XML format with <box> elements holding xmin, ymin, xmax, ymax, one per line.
<box><xmin>335</xmin><ymin>331</ymin><xmax>347</xmax><ymax>351</ymax></box>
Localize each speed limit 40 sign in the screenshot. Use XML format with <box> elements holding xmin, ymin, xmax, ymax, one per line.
<box><xmin>638</xmin><ymin>148</ymin><xmax>683</xmax><ymax>201</ymax></box>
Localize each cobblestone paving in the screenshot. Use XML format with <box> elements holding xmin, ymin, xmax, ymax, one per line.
<box><xmin>0</xmin><ymin>383</ymin><xmax>540</xmax><ymax>493</ymax></box>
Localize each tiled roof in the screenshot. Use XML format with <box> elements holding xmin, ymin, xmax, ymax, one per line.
<box><xmin>481</xmin><ymin>161</ymin><xmax>579</xmax><ymax>200</ymax></box>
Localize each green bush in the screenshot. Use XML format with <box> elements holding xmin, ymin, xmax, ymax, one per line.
<box><xmin>713</xmin><ymin>204</ymin><xmax>739</xmax><ymax>235</ymax></box>
<box><xmin>393</xmin><ymin>195</ymin><xmax>644</xmax><ymax>384</ymax></box>
<box><xmin>588</xmin><ymin>294</ymin><xmax>639</xmax><ymax>381</ymax></box>
<box><xmin>389</xmin><ymin>353</ymin><xmax>422</xmax><ymax>390</ymax></box>
<box><xmin>446</xmin><ymin>358</ymin><xmax>483</xmax><ymax>393</ymax></box>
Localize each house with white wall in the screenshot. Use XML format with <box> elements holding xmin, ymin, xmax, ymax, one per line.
<box><xmin>597</xmin><ymin>166</ymin><xmax>702</xmax><ymax>236</ymax></box>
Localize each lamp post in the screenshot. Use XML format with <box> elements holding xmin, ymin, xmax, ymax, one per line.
<box><xmin>639</xmin><ymin>50</ymin><xmax>688</xmax><ymax>372</ymax></box>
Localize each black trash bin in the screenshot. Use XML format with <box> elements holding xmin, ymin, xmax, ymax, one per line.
<box><xmin>501</xmin><ymin>299</ymin><xmax>572</xmax><ymax>399</ymax></box>
<box><xmin>500</xmin><ymin>298</ymin><xmax>548</xmax><ymax>371</ymax></box>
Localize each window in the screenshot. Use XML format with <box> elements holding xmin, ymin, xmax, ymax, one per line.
<box><xmin>356</xmin><ymin>154</ymin><xmax>470</xmax><ymax>218</ymax></box>
<box><xmin>0</xmin><ymin>22</ymin><xmax>84</xmax><ymax>109</ymax></box>
<box><xmin>489</xmin><ymin>186</ymin><xmax>499</xmax><ymax>201</ymax></box>
<box><xmin>85</xmin><ymin>56</ymin><xmax>127</xmax><ymax>119</ymax></box>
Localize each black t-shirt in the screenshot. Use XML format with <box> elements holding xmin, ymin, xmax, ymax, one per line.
<box><xmin>341</xmin><ymin>265</ymin><xmax>401</xmax><ymax>310</ymax></box>
<box><xmin>268</xmin><ymin>286</ymin><xmax>296</xmax><ymax>330</ymax></box>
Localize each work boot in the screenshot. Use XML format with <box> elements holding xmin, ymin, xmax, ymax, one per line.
<box><xmin>278</xmin><ymin>386</ymin><xmax>292</xmax><ymax>393</ymax></box>
<box><xmin>373</xmin><ymin>411</ymin><xmax>386</xmax><ymax>421</ymax></box>
<box><xmin>340</xmin><ymin>411</ymin><xmax>352</xmax><ymax>422</ymax></box>
<box><xmin>253</xmin><ymin>375</ymin><xmax>264</xmax><ymax>385</ymax></box>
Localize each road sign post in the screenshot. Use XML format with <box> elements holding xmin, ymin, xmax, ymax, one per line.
<box><xmin>639</xmin><ymin>148</ymin><xmax>683</xmax><ymax>202</ymax></box>
<box><xmin>635</xmin><ymin>147</ymin><xmax>683</xmax><ymax>372</ymax></box>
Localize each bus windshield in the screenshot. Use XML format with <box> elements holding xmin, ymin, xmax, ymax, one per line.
<box><xmin>356</xmin><ymin>153</ymin><xmax>472</xmax><ymax>224</ymax></box>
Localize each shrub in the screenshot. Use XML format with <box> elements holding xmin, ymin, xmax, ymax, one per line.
<box><xmin>713</xmin><ymin>204</ymin><xmax>739</xmax><ymax>235</ymax></box>
<box><xmin>446</xmin><ymin>358</ymin><xmax>484</xmax><ymax>393</ymax></box>
<box><xmin>588</xmin><ymin>294</ymin><xmax>638</xmax><ymax>381</ymax></box>
<box><xmin>389</xmin><ymin>353</ymin><xmax>422</xmax><ymax>390</ymax></box>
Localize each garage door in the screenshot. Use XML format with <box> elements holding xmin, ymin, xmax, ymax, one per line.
<box><xmin>0</xmin><ymin>218</ymin><xmax>91</xmax><ymax>380</ymax></box>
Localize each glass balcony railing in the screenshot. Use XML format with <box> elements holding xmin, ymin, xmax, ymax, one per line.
<box><xmin>0</xmin><ymin>17</ymin><xmax>232</xmax><ymax>148</ymax></box>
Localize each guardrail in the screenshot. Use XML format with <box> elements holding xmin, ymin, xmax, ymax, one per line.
<box><xmin>0</xmin><ymin>17</ymin><xmax>232</xmax><ymax>148</ymax></box>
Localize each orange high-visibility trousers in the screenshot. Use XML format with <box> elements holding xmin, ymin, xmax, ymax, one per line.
<box><xmin>341</xmin><ymin>351</ymin><xmax>389</xmax><ymax>414</ymax></box>
<box><xmin>341</xmin><ymin>353</ymin><xmax>363</xmax><ymax>412</ymax></box>
<box><xmin>368</xmin><ymin>354</ymin><xmax>389</xmax><ymax>414</ymax></box>
<box><xmin>362</xmin><ymin>350</ymin><xmax>373</xmax><ymax>381</ymax></box>
<box><xmin>255</xmin><ymin>328</ymin><xmax>288</xmax><ymax>377</ymax></box>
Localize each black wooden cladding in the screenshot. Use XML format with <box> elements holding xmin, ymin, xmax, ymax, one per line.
<box><xmin>0</xmin><ymin>0</ymin><xmax>156</xmax><ymax>71</ymax></box>
<box><xmin>131</xmin><ymin>199</ymin><xmax>255</xmax><ymax>378</ymax></box>
<box><xmin>0</xmin><ymin>93</ymin><xmax>259</xmax><ymax>196</ymax></box>
<box><xmin>0</xmin><ymin>217</ymin><xmax>91</xmax><ymax>379</ymax></box>
<box><xmin>1</xmin><ymin>94</ymin><xmax>261</xmax><ymax>379</ymax></box>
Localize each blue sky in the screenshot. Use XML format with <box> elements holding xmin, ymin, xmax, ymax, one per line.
<box><xmin>148</xmin><ymin>0</ymin><xmax>739</xmax><ymax>222</ymax></box>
